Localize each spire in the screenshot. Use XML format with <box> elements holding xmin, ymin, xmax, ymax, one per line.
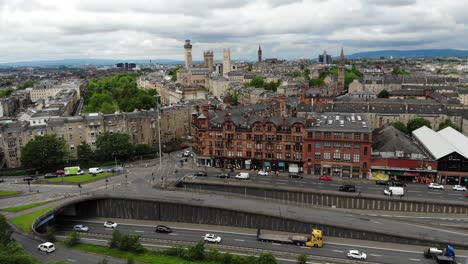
<box><xmin>340</xmin><ymin>48</ymin><xmax>344</xmax><ymax>61</ymax></box>
<box><xmin>259</xmin><ymin>45</ymin><xmax>262</xmax><ymax>51</ymax></box>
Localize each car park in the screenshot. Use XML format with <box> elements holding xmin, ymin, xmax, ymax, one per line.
<box><xmin>204</xmin><ymin>233</ymin><xmax>221</xmax><ymax>243</ymax></box>
<box><xmin>452</xmin><ymin>185</ymin><xmax>467</xmax><ymax>191</ymax></box>
<box><xmin>428</xmin><ymin>183</ymin><xmax>444</xmax><ymax>190</ymax></box>
<box><xmin>194</xmin><ymin>172</ymin><xmax>208</xmax><ymax>177</ymax></box>
<box><xmin>319</xmin><ymin>175</ymin><xmax>332</xmax><ymax>181</ymax></box>
<box><xmin>289</xmin><ymin>173</ymin><xmax>303</xmax><ymax>179</ymax></box>
<box><xmin>235</xmin><ymin>172</ymin><xmax>250</xmax><ymax>180</ymax></box>
<box><xmin>23</xmin><ymin>176</ymin><xmax>38</xmax><ymax>181</ymax></box>
<box><xmin>73</xmin><ymin>224</ymin><xmax>89</xmax><ymax>232</ymax></box>
<box><xmin>375</xmin><ymin>180</ymin><xmax>389</xmax><ymax>186</ymax></box>
<box><xmin>258</xmin><ymin>170</ymin><xmax>269</xmax><ymax>176</ymax></box>
<box><xmin>347</xmin><ymin>250</ymin><xmax>367</xmax><ymax>260</ymax></box>
<box><xmin>44</xmin><ymin>173</ymin><xmax>58</xmax><ymax>179</ymax></box>
<box><xmin>215</xmin><ymin>173</ymin><xmax>230</xmax><ymax>179</ymax></box>
<box><xmin>104</xmin><ymin>221</ymin><xmax>118</xmax><ymax>228</ymax></box>
<box><xmin>38</xmin><ymin>242</ymin><xmax>55</xmax><ymax>253</ymax></box>
<box><xmin>339</xmin><ymin>185</ymin><xmax>356</xmax><ymax>192</ymax></box>
<box><xmin>155</xmin><ymin>225</ymin><xmax>172</xmax><ymax>233</ymax></box>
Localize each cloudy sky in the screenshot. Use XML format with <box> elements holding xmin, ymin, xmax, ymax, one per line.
<box><xmin>0</xmin><ymin>0</ymin><xmax>466</xmax><ymax>62</ymax></box>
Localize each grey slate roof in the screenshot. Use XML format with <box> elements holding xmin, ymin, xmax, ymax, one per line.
<box><xmin>372</xmin><ymin>125</ymin><xmax>426</xmax><ymax>154</ymax></box>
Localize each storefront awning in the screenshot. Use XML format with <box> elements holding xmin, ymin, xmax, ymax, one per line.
<box><xmin>278</xmin><ymin>162</ymin><xmax>285</xmax><ymax>167</ymax></box>
<box><xmin>265</xmin><ymin>162</ymin><xmax>271</xmax><ymax>166</ymax></box>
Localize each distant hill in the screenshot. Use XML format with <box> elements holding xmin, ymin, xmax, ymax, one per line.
<box><xmin>0</xmin><ymin>58</ymin><xmax>184</xmax><ymax>67</ymax></box>
<box><xmin>348</xmin><ymin>49</ymin><xmax>468</xmax><ymax>59</ymax></box>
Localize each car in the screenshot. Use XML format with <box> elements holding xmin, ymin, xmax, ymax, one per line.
<box><xmin>204</xmin><ymin>233</ymin><xmax>221</xmax><ymax>243</ymax></box>
<box><xmin>235</xmin><ymin>172</ymin><xmax>250</xmax><ymax>180</ymax></box>
<box><xmin>347</xmin><ymin>250</ymin><xmax>367</xmax><ymax>260</ymax></box>
<box><xmin>289</xmin><ymin>173</ymin><xmax>303</xmax><ymax>179</ymax></box>
<box><xmin>38</xmin><ymin>242</ymin><xmax>55</xmax><ymax>253</ymax></box>
<box><xmin>258</xmin><ymin>170</ymin><xmax>269</xmax><ymax>176</ymax></box>
<box><xmin>23</xmin><ymin>176</ymin><xmax>38</xmax><ymax>181</ymax></box>
<box><xmin>155</xmin><ymin>225</ymin><xmax>172</xmax><ymax>233</ymax></box>
<box><xmin>319</xmin><ymin>175</ymin><xmax>332</xmax><ymax>181</ymax></box>
<box><xmin>194</xmin><ymin>172</ymin><xmax>208</xmax><ymax>177</ymax></box>
<box><xmin>390</xmin><ymin>181</ymin><xmax>406</xmax><ymax>187</ymax></box>
<box><xmin>375</xmin><ymin>180</ymin><xmax>389</xmax><ymax>186</ymax></box>
<box><xmin>44</xmin><ymin>173</ymin><xmax>58</xmax><ymax>179</ymax></box>
<box><xmin>183</xmin><ymin>150</ymin><xmax>191</xmax><ymax>157</ymax></box>
<box><xmin>55</xmin><ymin>170</ymin><xmax>65</xmax><ymax>176</ymax></box>
<box><xmin>428</xmin><ymin>183</ymin><xmax>444</xmax><ymax>190</ymax></box>
<box><xmin>89</xmin><ymin>168</ymin><xmax>104</xmax><ymax>174</ymax></box>
<box><xmin>104</xmin><ymin>221</ymin><xmax>118</xmax><ymax>228</ymax></box>
<box><xmin>339</xmin><ymin>184</ymin><xmax>356</xmax><ymax>192</ymax></box>
<box><xmin>215</xmin><ymin>173</ymin><xmax>230</xmax><ymax>179</ymax></box>
<box><xmin>106</xmin><ymin>167</ymin><xmax>123</xmax><ymax>173</ymax></box>
<box><xmin>73</xmin><ymin>224</ymin><xmax>89</xmax><ymax>232</ymax></box>
<box><xmin>465</xmin><ymin>193</ymin><xmax>468</xmax><ymax>198</ymax></box>
<box><xmin>77</xmin><ymin>170</ymin><xmax>85</xmax><ymax>175</ymax></box>
<box><xmin>452</xmin><ymin>185</ymin><xmax>467</xmax><ymax>191</ymax></box>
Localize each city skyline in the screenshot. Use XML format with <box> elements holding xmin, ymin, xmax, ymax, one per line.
<box><xmin>0</xmin><ymin>0</ymin><xmax>467</xmax><ymax>63</ymax></box>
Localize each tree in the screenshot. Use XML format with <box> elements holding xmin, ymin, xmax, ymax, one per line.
<box><xmin>45</xmin><ymin>226</ymin><xmax>56</xmax><ymax>242</ymax></box>
<box><xmin>392</xmin><ymin>121</ymin><xmax>408</xmax><ymax>134</ymax></box>
<box><xmin>21</xmin><ymin>135</ymin><xmax>67</xmax><ymax>171</ymax></box>
<box><xmin>377</xmin><ymin>90</ymin><xmax>389</xmax><ymax>98</ymax></box>
<box><xmin>250</xmin><ymin>76</ymin><xmax>265</xmax><ymax>88</ymax></box>
<box><xmin>407</xmin><ymin>117</ymin><xmax>431</xmax><ymax>133</ymax></box>
<box><xmin>257</xmin><ymin>252</ymin><xmax>277</xmax><ymax>264</ymax></box>
<box><xmin>309</xmin><ymin>78</ymin><xmax>325</xmax><ymax>87</ymax></box>
<box><xmin>392</xmin><ymin>67</ymin><xmax>409</xmax><ymax>75</ymax></box>
<box><xmin>291</xmin><ymin>71</ymin><xmax>301</xmax><ymax>77</ymax></box>
<box><xmin>185</xmin><ymin>241</ymin><xmax>205</xmax><ymax>261</ymax></box>
<box><xmin>96</xmin><ymin>133</ymin><xmax>132</xmax><ymax>163</ymax></box>
<box><xmin>438</xmin><ymin>119</ymin><xmax>460</xmax><ymax>131</ymax></box>
<box><xmin>64</xmin><ymin>230</ymin><xmax>80</xmax><ymax>247</ymax></box>
<box><xmin>109</xmin><ymin>230</ymin><xmax>122</xmax><ymax>248</ymax></box>
<box><xmin>0</xmin><ymin>241</ymin><xmax>38</xmax><ymax>264</ymax></box>
<box><xmin>227</xmin><ymin>92</ymin><xmax>239</xmax><ymax>106</ymax></box>
<box><xmin>297</xmin><ymin>254</ymin><xmax>307</xmax><ymax>264</ymax></box>
<box><xmin>247</xmin><ymin>64</ymin><xmax>253</xmax><ymax>71</ymax></box>
<box><xmin>77</xmin><ymin>143</ymin><xmax>95</xmax><ymax>165</ymax></box>
<box><xmin>0</xmin><ymin>214</ymin><xmax>12</xmax><ymax>245</ymax></box>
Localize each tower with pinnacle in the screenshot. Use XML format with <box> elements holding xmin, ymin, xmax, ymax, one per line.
<box><xmin>258</xmin><ymin>45</ymin><xmax>262</xmax><ymax>62</ymax></box>
<box><xmin>184</xmin><ymin>39</ymin><xmax>193</xmax><ymax>69</ymax></box>
<box><xmin>337</xmin><ymin>48</ymin><xmax>345</xmax><ymax>93</ymax></box>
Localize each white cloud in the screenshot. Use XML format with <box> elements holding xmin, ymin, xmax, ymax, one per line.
<box><xmin>0</xmin><ymin>0</ymin><xmax>467</xmax><ymax>62</ymax></box>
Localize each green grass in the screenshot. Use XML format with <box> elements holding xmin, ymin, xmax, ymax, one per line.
<box><xmin>0</xmin><ymin>190</ymin><xmax>19</xmax><ymax>197</ymax></box>
<box><xmin>1</xmin><ymin>199</ymin><xmax>56</xmax><ymax>212</ymax></box>
<box><xmin>47</xmin><ymin>172</ymin><xmax>113</xmax><ymax>183</ymax></box>
<box><xmin>75</xmin><ymin>244</ymin><xmax>213</xmax><ymax>264</ymax></box>
<box><xmin>10</xmin><ymin>206</ymin><xmax>55</xmax><ymax>232</ymax></box>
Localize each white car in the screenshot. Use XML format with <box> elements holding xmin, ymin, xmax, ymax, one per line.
<box><xmin>452</xmin><ymin>185</ymin><xmax>467</xmax><ymax>191</ymax></box>
<box><xmin>73</xmin><ymin>224</ymin><xmax>89</xmax><ymax>232</ymax></box>
<box><xmin>428</xmin><ymin>183</ymin><xmax>444</xmax><ymax>190</ymax></box>
<box><xmin>183</xmin><ymin>150</ymin><xmax>191</xmax><ymax>157</ymax></box>
<box><xmin>235</xmin><ymin>172</ymin><xmax>250</xmax><ymax>180</ymax></box>
<box><xmin>38</xmin><ymin>242</ymin><xmax>55</xmax><ymax>253</ymax></box>
<box><xmin>347</xmin><ymin>250</ymin><xmax>367</xmax><ymax>260</ymax></box>
<box><xmin>104</xmin><ymin>221</ymin><xmax>118</xmax><ymax>228</ymax></box>
<box><xmin>204</xmin><ymin>233</ymin><xmax>222</xmax><ymax>243</ymax></box>
<box><xmin>258</xmin><ymin>170</ymin><xmax>269</xmax><ymax>176</ymax></box>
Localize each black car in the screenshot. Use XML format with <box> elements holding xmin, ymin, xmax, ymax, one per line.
<box><xmin>339</xmin><ymin>184</ymin><xmax>356</xmax><ymax>192</ymax></box>
<box><xmin>44</xmin><ymin>173</ymin><xmax>58</xmax><ymax>179</ymax></box>
<box><xmin>390</xmin><ymin>181</ymin><xmax>406</xmax><ymax>187</ymax></box>
<box><xmin>194</xmin><ymin>172</ymin><xmax>208</xmax><ymax>177</ymax></box>
<box><xmin>375</xmin><ymin>180</ymin><xmax>389</xmax><ymax>186</ymax></box>
<box><xmin>155</xmin><ymin>225</ymin><xmax>172</xmax><ymax>233</ymax></box>
<box><xmin>23</xmin><ymin>176</ymin><xmax>38</xmax><ymax>181</ymax></box>
<box><xmin>289</xmin><ymin>173</ymin><xmax>303</xmax><ymax>179</ymax></box>
<box><xmin>215</xmin><ymin>173</ymin><xmax>230</xmax><ymax>178</ymax></box>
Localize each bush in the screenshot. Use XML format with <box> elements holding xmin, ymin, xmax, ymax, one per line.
<box><xmin>184</xmin><ymin>241</ymin><xmax>205</xmax><ymax>261</ymax></box>
<box><xmin>257</xmin><ymin>252</ymin><xmax>277</xmax><ymax>264</ymax></box>
<box><xmin>64</xmin><ymin>230</ymin><xmax>80</xmax><ymax>247</ymax></box>
<box><xmin>109</xmin><ymin>230</ymin><xmax>144</xmax><ymax>253</ymax></box>
<box><xmin>45</xmin><ymin>226</ymin><xmax>56</xmax><ymax>242</ymax></box>
<box><xmin>297</xmin><ymin>254</ymin><xmax>307</xmax><ymax>264</ymax></box>
<box><xmin>126</xmin><ymin>255</ymin><xmax>135</xmax><ymax>264</ymax></box>
<box><xmin>109</xmin><ymin>230</ymin><xmax>122</xmax><ymax>248</ymax></box>
<box><xmin>163</xmin><ymin>246</ymin><xmax>186</xmax><ymax>257</ymax></box>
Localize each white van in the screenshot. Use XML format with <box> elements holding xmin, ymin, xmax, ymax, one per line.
<box><xmin>235</xmin><ymin>172</ymin><xmax>250</xmax><ymax>180</ymax></box>
<box><xmin>384</xmin><ymin>186</ymin><xmax>404</xmax><ymax>196</ymax></box>
<box><xmin>89</xmin><ymin>168</ymin><xmax>103</xmax><ymax>174</ymax></box>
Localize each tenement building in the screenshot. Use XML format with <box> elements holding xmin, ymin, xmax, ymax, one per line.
<box><xmin>191</xmin><ymin>104</ymin><xmax>372</xmax><ymax>178</ymax></box>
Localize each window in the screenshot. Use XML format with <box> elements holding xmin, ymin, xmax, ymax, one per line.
<box><xmin>334</xmin><ymin>142</ymin><xmax>341</xmax><ymax>148</ymax></box>
<box><xmin>334</xmin><ymin>132</ymin><xmax>342</xmax><ymax>139</ymax></box>
<box><xmin>276</xmin><ymin>135</ymin><xmax>282</xmax><ymax>141</ymax></box>
<box><xmin>364</xmin><ymin>134</ymin><xmax>369</xmax><ymax>140</ymax></box>
<box><xmin>246</xmin><ymin>134</ymin><xmax>252</xmax><ymax>140</ymax></box>
<box><xmin>246</xmin><ymin>143</ymin><xmax>251</xmax><ymax>149</ymax></box>
<box><xmin>324</xmin><ymin>132</ymin><xmax>331</xmax><ymax>138</ymax></box>
<box><xmin>266</xmin><ymin>135</ymin><xmax>274</xmax><ymax>141</ymax></box>
<box><xmin>266</xmin><ymin>144</ymin><xmax>273</xmax><ymax>151</ymax></box>
<box><xmin>364</xmin><ymin>147</ymin><xmax>368</xmax><ymax>155</ymax></box>
<box><xmin>267</xmin><ymin>126</ymin><xmax>272</xmax><ymax>132</ymax></box>
<box><xmin>334</xmin><ymin>152</ymin><xmax>340</xmax><ymax>161</ymax></box>
<box><xmin>324</xmin><ymin>152</ymin><xmax>331</xmax><ymax>160</ymax></box>
<box><xmin>344</xmin><ymin>132</ymin><xmax>352</xmax><ymax>139</ymax></box>
<box><xmin>294</xmin><ymin>153</ymin><xmax>302</xmax><ymax>160</ymax></box>
<box><xmin>267</xmin><ymin>153</ymin><xmax>274</xmax><ymax>159</ymax></box>
<box><xmin>216</xmin><ymin>141</ymin><xmax>223</xmax><ymax>148</ymax></box>
<box><xmin>246</xmin><ymin>151</ymin><xmax>252</xmax><ymax>157</ymax></box>
<box><xmin>324</xmin><ymin>142</ymin><xmax>331</xmax><ymax>148</ymax></box>
<box><xmin>315</xmin><ymin>132</ymin><xmax>322</xmax><ymax>138</ymax></box>
<box><xmin>237</xmin><ymin>143</ymin><xmax>242</xmax><ymax>149</ymax></box>
<box><xmin>276</xmin><ymin>145</ymin><xmax>282</xmax><ymax>151</ymax></box>
<box><xmin>355</xmin><ymin>133</ymin><xmax>361</xmax><ymax>140</ymax></box>
<box><xmin>353</xmin><ymin>154</ymin><xmax>360</xmax><ymax>162</ymax></box>
<box><xmin>285</xmin><ymin>153</ymin><xmax>291</xmax><ymax>160</ymax></box>
<box><xmin>315</xmin><ymin>142</ymin><xmax>322</xmax><ymax>148</ymax></box>
<box><xmin>363</xmin><ymin>162</ymin><xmax>367</xmax><ymax>169</ymax></box>
<box><xmin>308</xmin><ymin>144</ymin><xmax>312</xmax><ymax>152</ymax></box>
<box><xmin>344</xmin><ymin>153</ymin><xmax>351</xmax><ymax>161</ymax></box>
<box><xmin>237</xmin><ymin>133</ymin><xmax>242</xmax><ymax>140</ymax></box>
<box><xmin>276</xmin><ymin>153</ymin><xmax>282</xmax><ymax>159</ymax></box>
<box><xmin>255</xmin><ymin>125</ymin><xmax>261</xmax><ymax>132</ymax></box>
<box><xmin>344</xmin><ymin>142</ymin><xmax>351</xmax><ymax>149</ymax></box>
<box><xmin>254</xmin><ymin>135</ymin><xmax>262</xmax><ymax>141</ymax></box>
<box><xmin>315</xmin><ymin>152</ymin><xmax>321</xmax><ymax>160</ymax></box>
<box><xmin>354</xmin><ymin>143</ymin><xmax>360</xmax><ymax>150</ymax></box>
<box><xmin>216</xmin><ymin>132</ymin><xmax>223</xmax><ymax>139</ymax></box>
<box><xmin>286</xmin><ymin>145</ymin><xmax>291</xmax><ymax>151</ymax></box>
<box><xmin>307</xmin><ymin>132</ymin><xmax>313</xmax><ymax>138</ymax></box>
<box><xmin>227</xmin><ymin>124</ymin><xmax>232</xmax><ymax>130</ymax></box>
<box><xmin>295</xmin><ymin>127</ymin><xmax>301</xmax><ymax>133</ymax></box>
<box><xmin>255</xmin><ymin>143</ymin><xmax>262</xmax><ymax>149</ymax></box>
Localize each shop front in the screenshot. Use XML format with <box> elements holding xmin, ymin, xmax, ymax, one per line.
<box><xmin>437</xmin><ymin>171</ymin><xmax>468</xmax><ymax>186</ymax></box>
<box><xmin>370</xmin><ymin>166</ymin><xmax>437</xmax><ymax>183</ymax></box>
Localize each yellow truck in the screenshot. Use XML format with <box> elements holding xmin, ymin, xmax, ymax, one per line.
<box><xmin>257</xmin><ymin>228</ymin><xmax>323</xmax><ymax>248</ymax></box>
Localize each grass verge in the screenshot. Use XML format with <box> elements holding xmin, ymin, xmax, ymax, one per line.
<box><xmin>74</xmin><ymin>244</ymin><xmax>213</xmax><ymax>264</ymax></box>
<box><xmin>47</xmin><ymin>172</ymin><xmax>113</xmax><ymax>183</ymax></box>
<box><xmin>0</xmin><ymin>190</ymin><xmax>19</xmax><ymax>197</ymax></box>
<box><xmin>10</xmin><ymin>206</ymin><xmax>55</xmax><ymax>232</ymax></box>
<box><xmin>1</xmin><ymin>199</ymin><xmax>56</xmax><ymax>212</ymax></box>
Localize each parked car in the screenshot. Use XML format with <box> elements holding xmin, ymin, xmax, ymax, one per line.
<box><xmin>428</xmin><ymin>183</ymin><xmax>444</xmax><ymax>190</ymax></box>
<box><xmin>204</xmin><ymin>233</ymin><xmax>222</xmax><ymax>243</ymax></box>
<box><xmin>215</xmin><ymin>173</ymin><xmax>230</xmax><ymax>179</ymax></box>
<box><xmin>390</xmin><ymin>181</ymin><xmax>406</xmax><ymax>187</ymax></box>
<box><xmin>155</xmin><ymin>225</ymin><xmax>172</xmax><ymax>233</ymax></box>
<box><xmin>319</xmin><ymin>175</ymin><xmax>332</xmax><ymax>181</ymax></box>
<box><xmin>258</xmin><ymin>170</ymin><xmax>269</xmax><ymax>176</ymax></box>
<box><xmin>44</xmin><ymin>173</ymin><xmax>58</xmax><ymax>179</ymax></box>
<box><xmin>194</xmin><ymin>172</ymin><xmax>208</xmax><ymax>177</ymax></box>
<box><xmin>235</xmin><ymin>172</ymin><xmax>250</xmax><ymax>180</ymax></box>
<box><xmin>183</xmin><ymin>150</ymin><xmax>191</xmax><ymax>157</ymax></box>
<box><xmin>452</xmin><ymin>185</ymin><xmax>467</xmax><ymax>191</ymax></box>
<box><xmin>347</xmin><ymin>250</ymin><xmax>367</xmax><ymax>260</ymax></box>
<box><xmin>23</xmin><ymin>176</ymin><xmax>38</xmax><ymax>181</ymax></box>
<box><xmin>339</xmin><ymin>185</ymin><xmax>356</xmax><ymax>192</ymax></box>
<box><xmin>289</xmin><ymin>173</ymin><xmax>303</xmax><ymax>179</ymax></box>
<box><xmin>38</xmin><ymin>242</ymin><xmax>55</xmax><ymax>253</ymax></box>
<box><xmin>104</xmin><ymin>221</ymin><xmax>118</xmax><ymax>228</ymax></box>
<box><xmin>55</xmin><ymin>170</ymin><xmax>65</xmax><ymax>176</ymax></box>
<box><xmin>375</xmin><ymin>180</ymin><xmax>389</xmax><ymax>186</ymax></box>
<box><xmin>73</xmin><ymin>224</ymin><xmax>89</xmax><ymax>232</ymax></box>
<box><xmin>89</xmin><ymin>168</ymin><xmax>104</xmax><ymax>174</ymax></box>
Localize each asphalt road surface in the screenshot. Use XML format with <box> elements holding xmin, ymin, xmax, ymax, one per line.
<box><xmin>56</xmin><ymin>219</ymin><xmax>468</xmax><ymax>264</ymax></box>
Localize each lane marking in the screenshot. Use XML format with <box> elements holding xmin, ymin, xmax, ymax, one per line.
<box><xmin>169</xmin><ymin>233</ymin><xmax>178</xmax><ymax>236</ymax></box>
<box><xmin>67</xmin><ymin>259</ymin><xmax>77</xmax><ymax>262</ymax></box>
<box><xmin>135</xmin><ymin>230</ymin><xmax>144</xmax><ymax>233</ymax></box>
<box><xmin>272</xmin><ymin>243</ymin><xmax>281</xmax><ymax>246</ymax></box>
<box><xmin>370</xmin><ymin>254</ymin><xmax>382</xmax><ymax>257</ymax></box>
<box><xmin>234</xmin><ymin>239</ymin><xmax>245</xmax><ymax>242</ymax></box>
<box><xmin>332</xmin><ymin>250</ymin><xmax>344</xmax><ymax>253</ymax></box>
<box><xmin>409</xmin><ymin>258</ymin><xmax>421</xmax><ymax>261</ymax></box>
<box><xmin>300</xmin><ymin>246</ymin><xmax>309</xmax><ymax>249</ymax></box>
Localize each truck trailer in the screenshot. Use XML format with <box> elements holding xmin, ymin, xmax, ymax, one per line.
<box><xmin>423</xmin><ymin>245</ymin><xmax>456</xmax><ymax>264</ymax></box>
<box><xmin>257</xmin><ymin>228</ymin><xmax>323</xmax><ymax>248</ymax></box>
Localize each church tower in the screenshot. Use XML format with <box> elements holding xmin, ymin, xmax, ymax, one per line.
<box><xmin>258</xmin><ymin>45</ymin><xmax>262</xmax><ymax>62</ymax></box>
<box><xmin>184</xmin><ymin>39</ymin><xmax>193</xmax><ymax>69</ymax></box>
<box><xmin>223</xmin><ymin>48</ymin><xmax>231</xmax><ymax>76</ymax></box>
<box><xmin>337</xmin><ymin>48</ymin><xmax>345</xmax><ymax>93</ymax></box>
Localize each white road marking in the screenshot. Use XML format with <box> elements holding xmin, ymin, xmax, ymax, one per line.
<box><xmin>367</xmin><ymin>187</ymin><xmax>381</xmax><ymax>190</ymax></box>
<box><xmin>407</xmin><ymin>191</ymin><xmax>421</xmax><ymax>193</ymax></box>
<box><xmin>234</xmin><ymin>239</ymin><xmax>245</xmax><ymax>242</ymax></box>
<box><xmin>300</xmin><ymin>246</ymin><xmax>309</xmax><ymax>249</ymax></box>
<box><xmin>67</xmin><ymin>259</ymin><xmax>77</xmax><ymax>262</ymax></box>
<box><xmin>332</xmin><ymin>250</ymin><xmax>344</xmax><ymax>253</ymax></box>
<box><xmin>272</xmin><ymin>243</ymin><xmax>281</xmax><ymax>246</ymax></box>
<box><xmin>135</xmin><ymin>230</ymin><xmax>144</xmax><ymax>233</ymax></box>
<box><xmin>169</xmin><ymin>233</ymin><xmax>178</xmax><ymax>236</ymax></box>
<box><xmin>370</xmin><ymin>254</ymin><xmax>382</xmax><ymax>257</ymax></box>
<box><xmin>409</xmin><ymin>258</ymin><xmax>421</xmax><ymax>261</ymax></box>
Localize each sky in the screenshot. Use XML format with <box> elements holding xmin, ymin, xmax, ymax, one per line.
<box><xmin>0</xmin><ymin>0</ymin><xmax>467</xmax><ymax>63</ymax></box>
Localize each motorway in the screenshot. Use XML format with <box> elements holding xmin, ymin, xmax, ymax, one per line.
<box><xmin>189</xmin><ymin>172</ymin><xmax>468</xmax><ymax>202</ymax></box>
<box><xmin>55</xmin><ymin>219</ymin><xmax>468</xmax><ymax>264</ymax></box>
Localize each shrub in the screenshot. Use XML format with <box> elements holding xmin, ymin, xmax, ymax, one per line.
<box><xmin>45</xmin><ymin>226</ymin><xmax>56</xmax><ymax>242</ymax></box>
<box><xmin>64</xmin><ymin>230</ymin><xmax>80</xmax><ymax>247</ymax></box>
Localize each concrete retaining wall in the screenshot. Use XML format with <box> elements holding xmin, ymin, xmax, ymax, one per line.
<box><xmin>177</xmin><ymin>180</ymin><xmax>468</xmax><ymax>214</ymax></box>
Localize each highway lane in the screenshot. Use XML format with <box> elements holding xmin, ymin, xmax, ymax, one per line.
<box><xmin>188</xmin><ymin>172</ymin><xmax>468</xmax><ymax>202</ymax></box>
<box><xmin>56</xmin><ymin>219</ymin><xmax>468</xmax><ymax>264</ymax></box>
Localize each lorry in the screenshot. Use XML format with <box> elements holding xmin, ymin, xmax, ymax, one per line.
<box><xmin>288</xmin><ymin>164</ymin><xmax>300</xmax><ymax>177</ymax></box>
<box><xmin>257</xmin><ymin>228</ymin><xmax>323</xmax><ymax>248</ymax></box>
<box><xmin>64</xmin><ymin>166</ymin><xmax>84</xmax><ymax>176</ymax></box>
<box><xmin>423</xmin><ymin>245</ymin><xmax>456</xmax><ymax>264</ymax></box>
